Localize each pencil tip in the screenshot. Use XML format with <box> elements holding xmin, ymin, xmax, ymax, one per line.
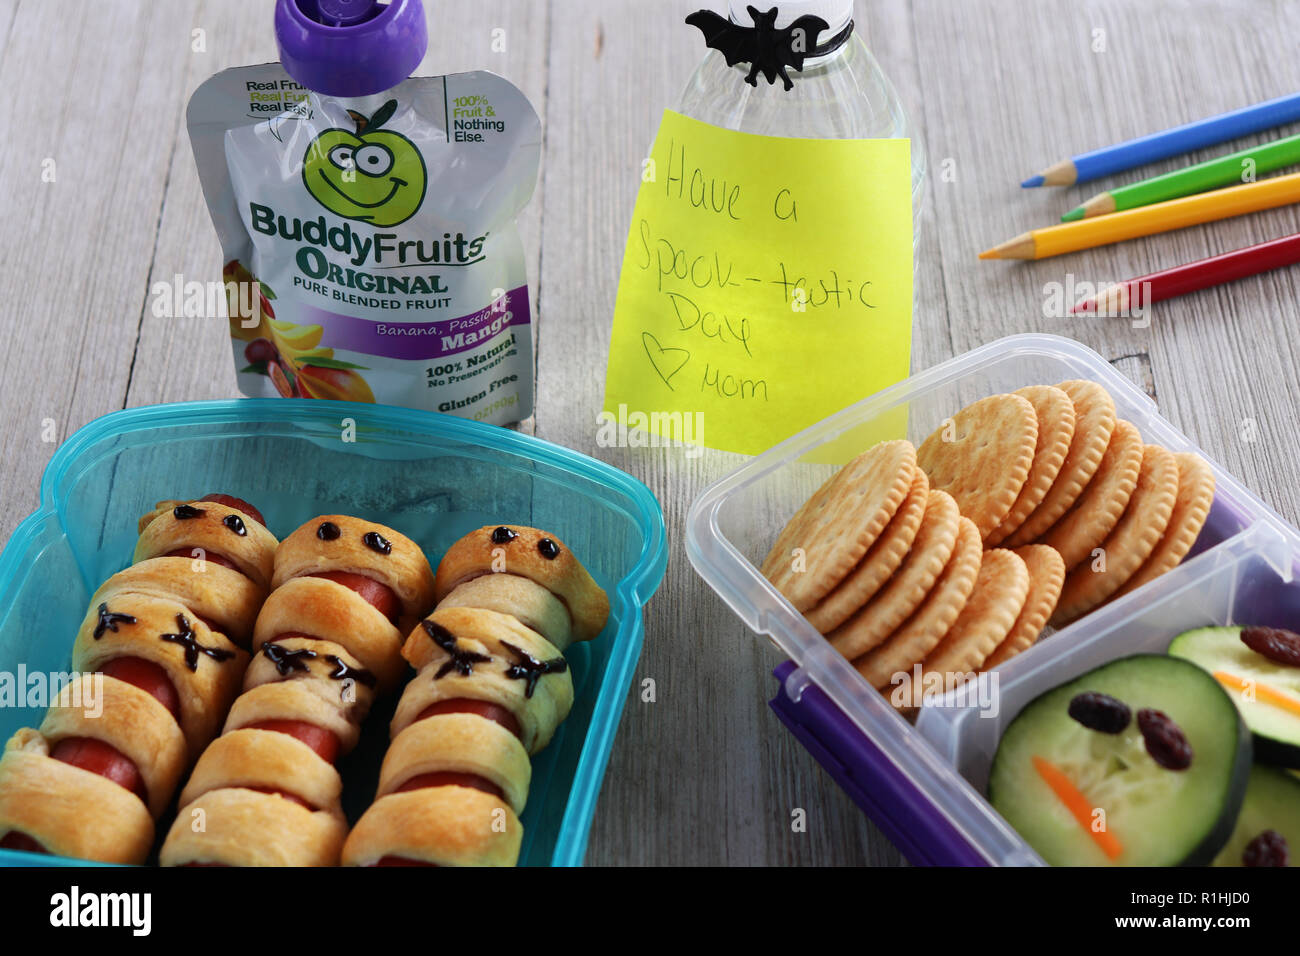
<box><xmin>1021</xmin><ymin>175</ymin><xmax>1045</xmax><ymax>188</ymax></box>
<box><xmin>1070</xmin><ymin>299</ymin><xmax>1094</xmax><ymax>314</ymax></box>
<box><xmin>978</xmin><ymin>249</ymin><xmax>999</xmax><ymax>260</ymax></box>
<box><xmin>1060</xmin><ymin>208</ymin><xmax>1084</xmax><ymax>223</ymax></box>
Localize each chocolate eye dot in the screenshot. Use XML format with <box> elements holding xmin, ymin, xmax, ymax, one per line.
<box><xmin>173</xmin><ymin>505</ymin><xmax>204</xmax><ymax>520</ymax></box>
<box><xmin>363</xmin><ymin>531</ymin><xmax>392</xmax><ymax>555</ymax></box>
<box><xmin>223</xmin><ymin>514</ymin><xmax>247</xmax><ymax>537</ymax></box>
<box><xmin>317</xmin><ymin>521</ymin><xmax>341</xmax><ymax>541</ymax></box>
<box><xmin>491</xmin><ymin>527</ymin><xmax>517</xmax><ymax>544</ymax></box>
<box><xmin>538</xmin><ymin>538</ymin><xmax>560</xmax><ymax>560</ymax></box>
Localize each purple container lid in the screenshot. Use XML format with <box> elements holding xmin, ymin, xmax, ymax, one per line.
<box><xmin>275</xmin><ymin>0</ymin><xmax>428</xmax><ymax>97</ymax></box>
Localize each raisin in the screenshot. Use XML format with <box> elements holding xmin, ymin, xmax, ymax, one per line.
<box><xmin>1137</xmin><ymin>708</ymin><xmax>1193</xmax><ymax>770</ymax></box>
<box><xmin>1067</xmin><ymin>692</ymin><xmax>1131</xmax><ymax>733</ymax></box>
<box><xmin>1241</xmin><ymin>626</ymin><xmax>1300</xmax><ymax>668</ymax></box>
<box><xmin>1243</xmin><ymin>829</ymin><xmax>1289</xmax><ymax>867</ymax></box>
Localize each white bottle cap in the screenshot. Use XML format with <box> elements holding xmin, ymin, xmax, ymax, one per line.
<box><xmin>726</xmin><ymin>0</ymin><xmax>854</xmax><ymax>33</ymax></box>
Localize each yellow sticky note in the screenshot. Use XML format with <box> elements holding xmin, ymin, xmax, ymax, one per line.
<box><xmin>603</xmin><ymin>109</ymin><xmax>914</xmax><ymax>457</ymax></box>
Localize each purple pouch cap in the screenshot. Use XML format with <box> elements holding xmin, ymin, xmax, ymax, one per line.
<box><xmin>275</xmin><ymin>0</ymin><xmax>428</xmax><ymax>97</ymax></box>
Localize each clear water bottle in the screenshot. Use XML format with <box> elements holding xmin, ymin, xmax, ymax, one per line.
<box><xmin>678</xmin><ymin>0</ymin><xmax>926</xmax><ymax>240</ymax></box>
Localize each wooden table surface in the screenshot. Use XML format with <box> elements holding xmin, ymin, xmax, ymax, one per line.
<box><xmin>2</xmin><ymin>0</ymin><xmax>1299</xmax><ymax>865</ymax></box>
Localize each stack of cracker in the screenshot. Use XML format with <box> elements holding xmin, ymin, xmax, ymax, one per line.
<box><xmin>761</xmin><ymin>380</ymin><xmax>1215</xmax><ymax>703</ymax></box>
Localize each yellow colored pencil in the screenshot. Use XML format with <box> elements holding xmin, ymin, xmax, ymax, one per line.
<box><xmin>981</xmin><ymin>171</ymin><xmax>1300</xmax><ymax>260</ymax></box>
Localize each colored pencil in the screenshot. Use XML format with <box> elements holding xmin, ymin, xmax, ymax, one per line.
<box><xmin>1021</xmin><ymin>91</ymin><xmax>1300</xmax><ymax>188</ymax></box>
<box><xmin>1062</xmin><ymin>134</ymin><xmax>1300</xmax><ymax>221</ymax></box>
<box><xmin>1071</xmin><ymin>232</ymin><xmax>1300</xmax><ymax>314</ymax></box>
<box><xmin>980</xmin><ymin>172</ymin><xmax>1300</xmax><ymax>261</ymax></box>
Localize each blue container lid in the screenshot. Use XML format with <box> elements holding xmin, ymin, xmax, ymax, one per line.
<box><xmin>274</xmin><ymin>0</ymin><xmax>428</xmax><ymax>97</ymax></box>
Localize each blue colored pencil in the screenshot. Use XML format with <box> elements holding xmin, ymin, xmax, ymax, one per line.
<box><xmin>1022</xmin><ymin>91</ymin><xmax>1300</xmax><ymax>187</ymax></box>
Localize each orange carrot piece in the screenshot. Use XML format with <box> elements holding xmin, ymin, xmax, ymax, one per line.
<box><xmin>1031</xmin><ymin>755</ymin><xmax>1124</xmax><ymax>861</ymax></box>
<box><xmin>1214</xmin><ymin>670</ymin><xmax>1300</xmax><ymax>718</ymax></box>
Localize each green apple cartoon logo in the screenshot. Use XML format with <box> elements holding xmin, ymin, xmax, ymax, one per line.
<box><xmin>302</xmin><ymin>99</ymin><xmax>427</xmax><ymax>227</ymax></box>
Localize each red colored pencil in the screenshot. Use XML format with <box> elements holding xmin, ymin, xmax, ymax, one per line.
<box><xmin>1072</xmin><ymin>232</ymin><xmax>1300</xmax><ymax>314</ymax></box>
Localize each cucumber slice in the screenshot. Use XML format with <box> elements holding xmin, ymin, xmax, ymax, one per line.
<box><xmin>1213</xmin><ymin>765</ymin><xmax>1299</xmax><ymax>866</ymax></box>
<box><xmin>989</xmin><ymin>654</ymin><xmax>1250</xmax><ymax>866</ymax></box>
<box><xmin>1169</xmin><ymin>626</ymin><xmax>1300</xmax><ymax>767</ymax></box>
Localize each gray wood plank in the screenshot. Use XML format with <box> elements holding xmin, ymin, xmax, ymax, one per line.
<box><xmin>0</xmin><ymin>0</ymin><xmax>200</xmax><ymax>542</ymax></box>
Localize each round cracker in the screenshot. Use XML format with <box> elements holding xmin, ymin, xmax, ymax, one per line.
<box><xmin>1037</xmin><ymin>419</ymin><xmax>1143</xmax><ymax>570</ymax></box>
<box><xmin>986</xmin><ymin>386</ymin><xmax>1076</xmax><ymax>546</ymax></box>
<box><xmin>983</xmin><ymin>544</ymin><xmax>1066</xmax><ymax>669</ymax></box>
<box><xmin>921</xmin><ymin>548</ymin><xmax>1030</xmax><ymax>678</ymax></box>
<box><xmin>1051</xmin><ymin>444</ymin><xmax>1179</xmax><ymax>626</ymax></box>
<box><xmin>761</xmin><ymin>440</ymin><xmax>916</xmax><ymax>611</ymax></box>
<box><xmin>855</xmin><ymin>516</ymin><xmax>982</xmax><ymax>689</ymax></box>
<box><xmin>827</xmin><ymin>489</ymin><xmax>961</xmax><ymax>660</ymax></box>
<box><xmin>917</xmin><ymin>393</ymin><xmax>1037</xmax><ymax>541</ymax></box>
<box><xmin>1113</xmin><ymin>452</ymin><xmax>1216</xmax><ymax>598</ymax></box>
<box><xmin>805</xmin><ymin>467</ymin><xmax>929</xmax><ymax>633</ymax></box>
<box><xmin>1003</xmin><ymin>380</ymin><xmax>1116</xmax><ymax>547</ymax></box>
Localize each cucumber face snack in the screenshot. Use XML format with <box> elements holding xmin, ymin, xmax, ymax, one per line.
<box><xmin>1212</xmin><ymin>764</ymin><xmax>1297</xmax><ymax>867</ymax></box>
<box><xmin>1169</xmin><ymin>625</ymin><xmax>1300</xmax><ymax>766</ymax></box>
<box><xmin>989</xmin><ymin>654</ymin><xmax>1250</xmax><ymax>866</ymax></box>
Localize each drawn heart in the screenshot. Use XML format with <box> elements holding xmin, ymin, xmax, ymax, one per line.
<box><xmin>642</xmin><ymin>332</ymin><xmax>690</xmax><ymax>391</ymax></box>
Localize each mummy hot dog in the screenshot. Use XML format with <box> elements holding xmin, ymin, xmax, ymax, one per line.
<box><xmin>160</xmin><ymin>515</ymin><xmax>436</xmax><ymax>867</ymax></box>
<box><xmin>342</xmin><ymin>525</ymin><xmax>608</xmax><ymax>867</ymax></box>
<box><xmin>0</xmin><ymin>494</ymin><xmax>273</xmax><ymax>864</ymax></box>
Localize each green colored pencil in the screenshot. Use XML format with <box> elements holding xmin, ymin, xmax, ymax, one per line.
<box><xmin>1061</xmin><ymin>133</ymin><xmax>1300</xmax><ymax>221</ymax></box>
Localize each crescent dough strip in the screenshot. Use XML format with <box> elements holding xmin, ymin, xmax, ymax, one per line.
<box><xmin>71</xmin><ymin>594</ymin><xmax>247</xmax><ymax>760</ymax></box>
<box><xmin>93</xmin><ymin>556</ymin><xmax>267</xmax><ymax>648</ymax></box>
<box><xmin>39</xmin><ymin>675</ymin><xmax>187</xmax><ymax>817</ymax></box>
<box><xmin>135</xmin><ymin>500</ymin><xmax>277</xmax><ymax>590</ymax></box>
<box><xmin>393</xmin><ymin>608</ymin><xmax>573</xmax><ymax>754</ymax></box>
<box><xmin>378</xmin><ymin>713</ymin><xmax>531</xmax><ymax>814</ymax></box>
<box><xmin>243</xmin><ymin>635</ymin><xmax>377</xmax><ymax>720</ymax></box>
<box><xmin>178</xmin><ymin>728</ymin><xmax>342</xmax><ymax>811</ymax></box>
<box><xmin>0</xmin><ymin>729</ymin><xmax>154</xmax><ymax>865</ymax></box>
<box><xmin>252</xmin><ymin>577</ymin><xmax>406</xmax><ymax>691</ymax></box>
<box><xmin>161</xmin><ymin>788</ymin><xmax>347</xmax><ymax>867</ymax></box>
<box><xmin>224</xmin><ymin>681</ymin><xmax>365</xmax><ymax>756</ymax></box>
<box><xmin>272</xmin><ymin>515</ymin><xmax>437</xmax><ymax>628</ymax></box>
<box><xmin>433</xmin><ymin>526</ymin><xmax>610</xmax><ymax>642</ymax></box>
<box><xmin>341</xmin><ymin>787</ymin><xmax>522</xmax><ymax>867</ymax></box>
<box><xmin>437</xmin><ymin>574</ymin><xmax>574</xmax><ymax>651</ymax></box>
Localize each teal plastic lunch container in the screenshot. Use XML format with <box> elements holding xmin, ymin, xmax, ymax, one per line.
<box><xmin>0</xmin><ymin>399</ymin><xmax>666</xmax><ymax>867</ymax></box>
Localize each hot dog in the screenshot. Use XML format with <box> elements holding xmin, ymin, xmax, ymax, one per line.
<box><xmin>0</xmin><ymin>494</ymin><xmax>276</xmax><ymax>864</ymax></box>
<box><xmin>160</xmin><ymin>515</ymin><xmax>436</xmax><ymax>867</ymax></box>
<box><xmin>342</xmin><ymin>525</ymin><xmax>608</xmax><ymax>868</ymax></box>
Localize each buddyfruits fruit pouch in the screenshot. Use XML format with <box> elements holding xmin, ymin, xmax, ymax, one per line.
<box><xmin>187</xmin><ymin>66</ymin><xmax>541</xmax><ymax>424</ymax></box>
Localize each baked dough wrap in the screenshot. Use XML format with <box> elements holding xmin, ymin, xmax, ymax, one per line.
<box><xmin>433</xmin><ymin>525</ymin><xmax>609</xmax><ymax>642</ymax></box>
<box><xmin>341</xmin><ymin>786</ymin><xmax>522</xmax><ymax>867</ymax></box>
<box><xmin>178</xmin><ymin>728</ymin><xmax>342</xmax><ymax>811</ymax></box>
<box><xmin>93</xmin><ymin>556</ymin><xmax>267</xmax><ymax>648</ymax></box>
<box><xmin>244</xmin><ymin>635</ymin><xmax>377</xmax><ymax>718</ymax></box>
<box><xmin>0</xmin><ymin>729</ymin><xmax>154</xmax><ymax>864</ymax></box>
<box><xmin>272</xmin><ymin>515</ymin><xmax>436</xmax><ymax>629</ymax></box>
<box><xmin>437</xmin><ymin>573</ymin><xmax>574</xmax><ymax>651</ymax></box>
<box><xmin>379</xmin><ymin>713</ymin><xmax>531</xmax><ymax>814</ymax></box>
<box><xmin>224</xmin><ymin>681</ymin><xmax>364</xmax><ymax>756</ymax></box>
<box><xmin>160</xmin><ymin>788</ymin><xmax>347</xmax><ymax>867</ymax></box>
<box><xmin>251</xmin><ymin>577</ymin><xmax>406</xmax><ymax>691</ymax></box>
<box><xmin>393</xmin><ymin>607</ymin><xmax>573</xmax><ymax>754</ymax></box>
<box><xmin>135</xmin><ymin>500</ymin><xmax>277</xmax><ymax>590</ymax></box>
<box><xmin>71</xmin><ymin>594</ymin><xmax>248</xmax><ymax>760</ymax></box>
<box><xmin>39</xmin><ymin>674</ymin><xmax>187</xmax><ymax>817</ymax></box>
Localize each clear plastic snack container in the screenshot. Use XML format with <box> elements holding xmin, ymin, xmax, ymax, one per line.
<box><xmin>687</xmin><ymin>333</ymin><xmax>1300</xmax><ymax>865</ymax></box>
<box><xmin>0</xmin><ymin>399</ymin><xmax>666</xmax><ymax>868</ymax></box>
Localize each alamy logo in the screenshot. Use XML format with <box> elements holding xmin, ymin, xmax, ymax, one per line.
<box><xmin>49</xmin><ymin>886</ymin><xmax>151</xmax><ymax>936</ymax></box>
<box><xmin>302</xmin><ymin>99</ymin><xmax>427</xmax><ymax>227</ymax></box>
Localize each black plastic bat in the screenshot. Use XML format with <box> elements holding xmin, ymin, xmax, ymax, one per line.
<box><xmin>686</xmin><ymin>6</ymin><xmax>830</xmax><ymax>91</ymax></box>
